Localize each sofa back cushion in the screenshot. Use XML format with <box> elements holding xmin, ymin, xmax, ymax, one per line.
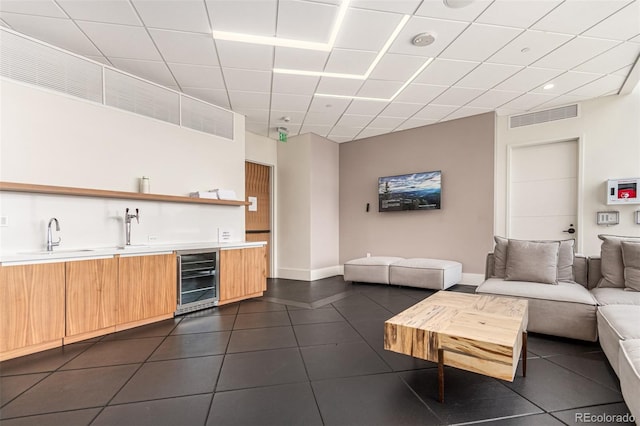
<box><xmin>493</xmin><ymin>237</ymin><xmax>574</xmax><ymax>282</ymax></box>
<box><xmin>621</xmin><ymin>241</ymin><xmax>640</xmax><ymax>292</ymax></box>
<box><xmin>505</xmin><ymin>240</ymin><xmax>560</xmax><ymax>284</ymax></box>
<box><xmin>598</xmin><ymin>235</ymin><xmax>640</xmax><ymax>288</ymax></box>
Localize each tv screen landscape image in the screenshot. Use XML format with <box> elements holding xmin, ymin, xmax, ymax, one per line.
<box><xmin>378</xmin><ymin>171</ymin><xmax>441</xmax><ymax>212</ymax></box>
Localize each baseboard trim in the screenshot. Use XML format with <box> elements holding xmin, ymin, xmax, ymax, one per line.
<box><xmin>460</xmin><ymin>273</ymin><xmax>484</xmax><ymax>286</ymax></box>
<box><xmin>278</xmin><ymin>265</ymin><xmax>342</xmax><ymax>281</ymax></box>
<box><xmin>310</xmin><ymin>265</ymin><xmax>342</xmax><ymax>281</ymax></box>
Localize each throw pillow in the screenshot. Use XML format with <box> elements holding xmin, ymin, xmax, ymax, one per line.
<box><xmin>505</xmin><ymin>240</ymin><xmax>560</xmax><ymax>284</ymax></box>
<box><xmin>621</xmin><ymin>241</ymin><xmax>640</xmax><ymax>292</ymax></box>
<box><xmin>597</xmin><ymin>235</ymin><xmax>640</xmax><ymax>288</ymax></box>
<box><xmin>492</xmin><ymin>236</ymin><xmax>508</xmax><ymax>278</ymax></box>
<box><xmin>492</xmin><ymin>237</ymin><xmax>574</xmax><ymax>281</ymax></box>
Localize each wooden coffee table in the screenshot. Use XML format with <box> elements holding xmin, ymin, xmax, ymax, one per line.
<box><xmin>384</xmin><ymin>291</ymin><xmax>528</xmax><ymax>403</ymax></box>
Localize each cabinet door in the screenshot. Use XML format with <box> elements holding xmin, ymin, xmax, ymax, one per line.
<box><xmin>244</xmin><ymin>246</ymin><xmax>267</xmax><ymax>293</ymax></box>
<box><xmin>66</xmin><ymin>258</ymin><xmax>118</xmax><ymax>337</ymax></box>
<box><xmin>0</xmin><ymin>263</ymin><xmax>65</xmax><ymax>353</ymax></box>
<box><xmin>219</xmin><ymin>249</ymin><xmax>245</xmax><ymax>302</ymax></box>
<box><xmin>118</xmin><ymin>253</ymin><xmax>176</xmax><ymax>325</ymax></box>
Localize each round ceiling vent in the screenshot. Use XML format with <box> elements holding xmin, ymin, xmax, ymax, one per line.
<box><xmin>412</xmin><ymin>32</ymin><xmax>436</xmax><ymax>47</ymax></box>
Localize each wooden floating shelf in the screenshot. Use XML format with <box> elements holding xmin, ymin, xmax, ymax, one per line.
<box><xmin>0</xmin><ymin>181</ymin><xmax>249</xmax><ymax>206</ymax></box>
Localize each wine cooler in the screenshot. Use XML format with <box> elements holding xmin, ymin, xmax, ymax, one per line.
<box><xmin>176</xmin><ymin>249</ymin><xmax>219</xmax><ymax>315</ymax></box>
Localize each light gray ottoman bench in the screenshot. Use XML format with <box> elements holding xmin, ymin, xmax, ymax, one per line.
<box><xmin>389</xmin><ymin>258</ymin><xmax>462</xmax><ymax>290</ymax></box>
<box><xmin>344</xmin><ymin>256</ymin><xmax>404</xmax><ymax>284</ymax></box>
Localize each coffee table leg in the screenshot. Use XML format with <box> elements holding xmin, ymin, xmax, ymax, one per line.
<box><xmin>522</xmin><ymin>331</ymin><xmax>527</xmax><ymax>377</ymax></box>
<box><xmin>438</xmin><ymin>348</ymin><xmax>445</xmax><ymax>403</ymax></box>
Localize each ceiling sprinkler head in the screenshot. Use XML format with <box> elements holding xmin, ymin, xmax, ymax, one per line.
<box><xmin>280</xmin><ymin>116</ymin><xmax>291</xmax><ymax>122</ymax></box>
<box><xmin>443</xmin><ymin>0</ymin><xmax>474</xmax><ymax>8</ymax></box>
<box><xmin>412</xmin><ymin>32</ymin><xmax>436</xmax><ymax>47</ymax></box>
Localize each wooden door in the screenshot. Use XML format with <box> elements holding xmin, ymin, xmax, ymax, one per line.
<box><xmin>0</xmin><ymin>263</ymin><xmax>65</xmax><ymax>354</ymax></box>
<box><xmin>509</xmin><ymin>139</ymin><xmax>579</xmax><ymax>244</ymax></box>
<box><xmin>245</xmin><ymin>162</ymin><xmax>271</xmax><ymax>277</ymax></box>
<box><xmin>118</xmin><ymin>253</ymin><xmax>176</xmax><ymax>325</ymax></box>
<box><xmin>66</xmin><ymin>258</ymin><xmax>118</xmax><ymax>337</ymax></box>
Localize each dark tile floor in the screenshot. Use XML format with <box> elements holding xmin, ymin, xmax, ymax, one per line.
<box><xmin>0</xmin><ymin>277</ymin><xmax>634</xmax><ymax>425</ymax></box>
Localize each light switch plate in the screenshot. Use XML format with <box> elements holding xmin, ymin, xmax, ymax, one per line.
<box><xmin>597</xmin><ymin>211</ymin><xmax>619</xmax><ymax>225</ymax></box>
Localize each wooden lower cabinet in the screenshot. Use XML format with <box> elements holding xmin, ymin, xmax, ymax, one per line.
<box><xmin>219</xmin><ymin>246</ymin><xmax>266</xmax><ymax>305</ymax></box>
<box><xmin>65</xmin><ymin>258</ymin><xmax>118</xmax><ymax>340</ymax></box>
<box><xmin>0</xmin><ymin>263</ymin><xmax>66</xmax><ymax>360</ymax></box>
<box><xmin>117</xmin><ymin>253</ymin><xmax>177</xmax><ymax>326</ymax></box>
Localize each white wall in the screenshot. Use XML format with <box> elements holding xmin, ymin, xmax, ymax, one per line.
<box><xmin>495</xmin><ymin>86</ymin><xmax>640</xmax><ymax>256</ymax></box>
<box><xmin>0</xmin><ymin>80</ymin><xmax>247</xmax><ymax>252</ymax></box>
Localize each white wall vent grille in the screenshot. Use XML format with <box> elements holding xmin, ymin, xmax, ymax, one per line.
<box><xmin>181</xmin><ymin>95</ymin><xmax>234</xmax><ymax>140</ymax></box>
<box><xmin>0</xmin><ymin>31</ymin><xmax>102</xmax><ymax>103</ymax></box>
<box><xmin>510</xmin><ymin>104</ymin><xmax>578</xmax><ymax>128</ymax></box>
<box><xmin>104</xmin><ymin>69</ymin><xmax>180</xmax><ymax>125</ymax></box>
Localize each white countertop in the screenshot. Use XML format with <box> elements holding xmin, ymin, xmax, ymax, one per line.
<box><xmin>0</xmin><ymin>241</ymin><xmax>266</xmax><ymax>265</ymax></box>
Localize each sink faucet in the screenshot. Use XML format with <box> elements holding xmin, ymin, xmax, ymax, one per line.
<box><xmin>47</xmin><ymin>217</ymin><xmax>61</xmax><ymax>251</ymax></box>
<box><xmin>124</xmin><ymin>208</ymin><xmax>139</xmax><ymax>246</ymax></box>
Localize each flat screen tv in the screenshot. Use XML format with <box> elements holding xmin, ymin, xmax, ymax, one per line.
<box><xmin>378</xmin><ymin>171</ymin><xmax>441</xmax><ymax>212</ymax></box>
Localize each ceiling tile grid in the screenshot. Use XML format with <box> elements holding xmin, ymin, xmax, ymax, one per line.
<box><xmin>0</xmin><ymin>0</ymin><xmax>637</xmax><ymax>143</ymax></box>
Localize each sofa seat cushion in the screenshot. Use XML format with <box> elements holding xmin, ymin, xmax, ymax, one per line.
<box><xmin>619</xmin><ymin>339</ymin><xmax>640</xmax><ymax>422</ymax></box>
<box><xmin>477</xmin><ymin>278</ymin><xmax>597</xmax><ymax>305</ymax></box>
<box><xmin>591</xmin><ymin>287</ymin><xmax>640</xmax><ymax>306</ymax></box>
<box><xmin>389</xmin><ymin>258</ymin><xmax>462</xmax><ymax>290</ymax></box>
<box><xmin>597</xmin><ymin>305</ymin><xmax>640</xmax><ymax>375</ymax></box>
<box><xmin>343</xmin><ymin>256</ymin><xmax>404</xmax><ymax>284</ymax></box>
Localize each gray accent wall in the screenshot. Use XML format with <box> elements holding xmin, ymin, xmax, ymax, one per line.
<box><xmin>339</xmin><ymin>112</ymin><xmax>495</xmax><ymax>275</ymax></box>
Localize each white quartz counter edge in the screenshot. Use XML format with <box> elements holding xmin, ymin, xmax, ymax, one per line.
<box><xmin>0</xmin><ymin>241</ymin><xmax>266</xmax><ymax>265</ymax></box>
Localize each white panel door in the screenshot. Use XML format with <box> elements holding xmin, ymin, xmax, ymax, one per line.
<box><xmin>509</xmin><ymin>139</ymin><xmax>579</xmax><ymax>243</ymax></box>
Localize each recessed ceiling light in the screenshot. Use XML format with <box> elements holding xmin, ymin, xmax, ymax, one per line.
<box><xmin>443</xmin><ymin>0</ymin><xmax>474</xmax><ymax>8</ymax></box>
<box><xmin>412</xmin><ymin>32</ymin><xmax>436</xmax><ymax>47</ymax></box>
<box><xmin>543</xmin><ymin>83</ymin><xmax>555</xmax><ymax>90</ymax></box>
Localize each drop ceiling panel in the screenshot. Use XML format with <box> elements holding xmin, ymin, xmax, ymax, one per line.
<box><xmin>324</xmin><ymin>48</ymin><xmax>377</xmax><ymax>75</ymax></box>
<box><xmin>229</xmin><ymin>91</ymin><xmax>270</xmax><ymax>110</ymax></box>
<box><xmin>223</xmin><ymin>68</ymin><xmax>272</xmax><ymax>93</ymax></box>
<box><xmin>168</xmin><ymin>63</ymin><xmax>225</xmax><ymax>89</ymax></box>
<box><xmin>583</xmin><ymin>1</ymin><xmax>640</xmax><ymax>41</ymax></box>
<box><xmin>395</xmin><ymin>118</ymin><xmax>437</xmax><ymax>131</ymax></box>
<box><xmin>414</xmin><ymin>58</ymin><xmax>479</xmax><ymax>86</ymax></box>
<box><xmin>328</xmin><ymin>135</ymin><xmax>354</xmax><ymax>143</ymax></box>
<box><xmin>494</xmin><ymin>67</ymin><xmax>564</xmax><ymax>92</ymax></box>
<box><xmin>487</xmin><ymin>30</ymin><xmax>573</xmax><ymax>67</ymax></box>
<box><xmin>336</xmin><ymin>114</ymin><xmax>376</xmax><ymax>127</ymax></box>
<box><xmin>85</xmin><ymin>55</ymin><xmax>112</xmax><ymax>66</ymax></box>
<box><xmin>272</xmin><ymin>73</ymin><xmax>319</xmax><ymax>95</ymax></box>
<box><xmin>0</xmin><ymin>0</ymin><xmax>66</xmax><ymax>18</ymax></box>
<box><xmin>350</xmin><ymin>0</ymin><xmax>421</xmax><ymax>14</ymax></box>
<box><xmin>270</xmin><ymin>93</ymin><xmax>313</xmax><ymax>111</ymax></box>
<box><xmin>182</xmin><ymin>88</ymin><xmax>230</xmax><ymax>109</ymax></box>
<box><xmin>446</xmin><ymin>106</ymin><xmax>492</xmax><ymax>121</ymax></box>
<box><xmin>439</xmin><ymin>23</ymin><xmax>523</xmax><ymax>62</ymax></box>
<box><xmin>316</xmin><ymin>77</ymin><xmax>364</xmax><ymax>96</ymax></box>
<box><xmin>394</xmin><ymin>83</ymin><xmax>448</xmax><ymax>103</ymax></box>
<box><xmin>569</xmin><ymin>74</ymin><xmax>626</xmax><ymax>97</ymax></box>
<box><xmin>58</xmin><ymin>0</ymin><xmax>141</xmax><ymax>25</ymax></box>
<box><xmin>308</xmin><ymin>96</ymin><xmax>350</xmax><ymax>114</ymax></box>
<box><xmin>270</xmin><ymin>110</ymin><xmax>306</xmax><ymax>124</ymax></box>
<box><xmin>356</xmin><ymin>79</ymin><xmax>403</xmax><ymax>98</ymax></box>
<box><xmin>246</xmin><ymin>121</ymin><xmax>269</xmax><ymax>135</ymax></box>
<box><xmin>1</xmin><ymin>13</ymin><xmax>101</xmax><ymax>56</ymax></box>
<box><xmin>344</xmin><ymin>99</ymin><xmax>388</xmax><ymax>115</ymax></box>
<box><xmin>368</xmin><ymin>116</ymin><xmax>405</xmax><ymax>129</ymax></box>
<box><xmin>476</xmin><ymin>0</ymin><xmax>562</xmax><ymax>28</ymax></box>
<box><xmin>413</xmin><ymin>104</ymin><xmax>459</xmax><ymax>120</ymax></box>
<box><xmin>368</xmin><ymin>53</ymin><xmax>429</xmax><ymax>81</ymax></box>
<box><xmin>466</xmin><ymin>90</ymin><xmax>521</xmax><ymax>109</ymax></box>
<box><xmin>216</xmin><ymin>41</ymin><xmax>274</xmax><ymax>70</ymax></box>
<box><xmin>535</xmin><ymin>93</ymin><xmax>587</xmax><ymax>110</ymax></box>
<box><xmin>432</xmin><ymin>87</ymin><xmax>485</xmax><ymax>106</ymax></box>
<box><xmin>300</xmin><ymin>124</ymin><xmax>333</xmax><ymax>136</ymax></box>
<box><xmin>356</xmin><ymin>127</ymin><xmax>391</xmax><ymax>139</ymax></box>
<box><xmin>532</xmin><ymin>0</ymin><xmax>631</xmax><ymax>35</ymax></box>
<box><xmin>277</xmin><ymin>0</ymin><xmax>336</xmax><ymax>42</ymax></box>
<box><xmin>110</xmin><ymin>58</ymin><xmax>176</xmax><ymax>87</ymax></box>
<box><xmin>574</xmin><ymin>42</ymin><xmax>640</xmax><ymax>74</ymax></box>
<box><xmin>76</xmin><ymin>21</ymin><xmax>161</xmax><ymax>60</ymax></box>
<box><xmin>388</xmin><ymin>16</ymin><xmax>469</xmax><ymax>57</ymax></box>
<box><xmin>334</xmin><ymin>8</ymin><xmax>404</xmax><ymax>51</ymax></box>
<box><xmin>632</xmin><ymin>34</ymin><xmax>640</xmax><ymax>43</ymax></box>
<box><xmin>329</xmin><ymin>125</ymin><xmax>363</xmax><ymax>138</ymax></box>
<box><xmin>236</xmin><ymin>108</ymin><xmax>270</xmax><ymax>122</ymax></box>
<box><xmin>274</xmin><ymin>47</ymin><xmax>329</xmax><ymax>72</ymax></box>
<box><xmin>500</xmin><ymin>92</ymin><xmax>557</xmax><ymax>111</ymax></box>
<box><xmin>613</xmin><ymin>65</ymin><xmax>632</xmax><ymax>77</ymax></box>
<box><xmin>414</xmin><ymin>0</ymin><xmax>492</xmax><ymax>21</ymax></box>
<box><xmin>207</xmin><ymin>0</ymin><xmax>277</xmax><ymax>36</ymax></box>
<box><xmin>132</xmin><ymin>0</ymin><xmax>210</xmax><ymax>33</ymax></box>
<box><xmin>149</xmin><ymin>29</ymin><xmax>219</xmax><ymax>66</ymax></box>
<box><xmin>532</xmin><ymin>36</ymin><xmax>620</xmax><ymax>70</ymax></box>
<box><xmin>456</xmin><ymin>63</ymin><xmax>523</xmax><ymax>90</ymax></box>
<box><xmin>380</xmin><ymin>102</ymin><xmax>423</xmax><ymax>118</ymax></box>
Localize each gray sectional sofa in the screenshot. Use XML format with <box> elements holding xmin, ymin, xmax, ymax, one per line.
<box><xmin>475</xmin><ymin>235</ymin><xmax>640</xmax><ymax>422</ymax></box>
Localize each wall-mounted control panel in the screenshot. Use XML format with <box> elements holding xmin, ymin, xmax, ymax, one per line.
<box><xmin>607</xmin><ymin>178</ymin><xmax>640</xmax><ymax>205</ymax></box>
<box><xmin>597</xmin><ymin>211</ymin><xmax>620</xmax><ymax>226</ymax></box>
